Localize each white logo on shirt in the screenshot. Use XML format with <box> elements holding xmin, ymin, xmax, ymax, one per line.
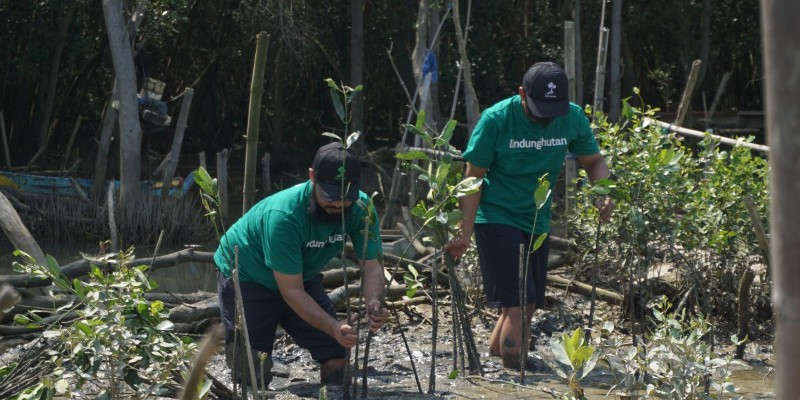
<box><xmin>509</xmin><ymin>137</ymin><xmax>567</xmax><ymax>150</ymax></box>
<box><xmin>305</xmin><ymin>234</ymin><xmax>345</xmax><ymax>248</ymax></box>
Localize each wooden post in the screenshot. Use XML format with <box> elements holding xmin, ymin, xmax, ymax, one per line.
<box><xmin>61</xmin><ymin>115</ymin><xmax>84</xmax><ymax>172</ymax></box>
<box><xmin>107</xmin><ymin>184</ymin><xmax>118</xmax><ymax>253</ymax></box>
<box><xmin>261</xmin><ymin>152</ymin><xmax>271</xmax><ymax>197</ymax></box>
<box><xmin>674</xmin><ymin>59</ymin><xmax>702</xmax><ymax>127</ymax></box>
<box><xmin>564</xmin><ymin>21</ymin><xmax>577</xmax><ymax>103</ymax></box>
<box><xmin>707</xmin><ymin>71</ymin><xmax>732</xmax><ymax>123</ymax></box>
<box><xmin>161</xmin><ymin>88</ymin><xmax>194</xmax><ymax>198</ymax></box>
<box><xmin>242</xmin><ymin>32</ymin><xmax>270</xmax><ymax>214</ymax></box>
<box><xmin>592</xmin><ymin>28</ymin><xmax>609</xmax><ymax>115</ymax></box>
<box><xmin>0</xmin><ymin>191</ymin><xmax>47</xmax><ymax>267</ymax></box>
<box><xmin>216</xmin><ymin>149</ymin><xmax>229</xmax><ymax>223</ymax></box>
<box><xmin>0</xmin><ymin>110</ymin><xmax>11</xmax><ymax>167</ymax></box>
<box><xmin>197</xmin><ymin>151</ymin><xmax>206</xmax><ymax>170</ymax></box>
<box><xmin>761</xmin><ymin>2</ymin><xmax>800</xmax><ymax>398</ymax></box>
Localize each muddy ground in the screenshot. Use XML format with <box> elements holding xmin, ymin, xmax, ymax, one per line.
<box><xmin>204</xmin><ymin>272</ymin><xmax>776</xmax><ymax>400</ymax></box>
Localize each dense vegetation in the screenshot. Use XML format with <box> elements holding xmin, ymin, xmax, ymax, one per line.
<box><xmin>0</xmin><ymin>0</ymin><xmax>762</xmax><ymax>179</ymax></box>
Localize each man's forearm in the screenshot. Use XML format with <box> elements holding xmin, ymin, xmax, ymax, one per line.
<box><xmin>362</xmin><ymin>260</ymin><xmax>385</xmax><ymax>304</ymax></box>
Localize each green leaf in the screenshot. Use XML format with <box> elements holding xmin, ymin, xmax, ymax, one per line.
<box><xmin>330</xmin><ymin>87</ymin><xmax>345</xmax><ymax>123</ymax></box>
<box><xmin>75</xmin><ymin>321</ymin><xmax>93</xmax><ymax>336</ymax></box>
<box><xmin>534</xmin><ymin>180</ymin><xmax>551</xmax><ymax>210</ymax></box>
<box><xmin>324</xmin><ymin>78</ymin><xmax>338</xmax><ymax>90</ymax></box>
<box><xmin>395</xmin><ymin>150</ymin><xmax>430</xmax><ymax>161</ymax></box>
<box><xmin>156</xmin><ymin>320</ymin><xmax>174</xmax><ymax>331</ymax></box>
<box><xmin>440</xmin><ymin>119</ymin><xmax>457</xmax><ymax>147</ymax></box>
<box><xmin>321</xmin><ymin>132</ymin><xmax>342</xmax><ymax>142</ymax></box>
<box><xmin>14</xmin><ymin>314</ymin><xmax>31</xmax><ymax>325</ymax></box>
<box><xmin>415</xmin><ymin>110</ymin><xmax>427</xmax><ymax>132</ymax></box>
<box><xmin>532</xmin><ymin>233</ymin><xmax>548</xmax><ymax>252</ymax></box>
<box><xmin>346</xmin><ymin>131</ymin><xmax>362</xmax><ymax>148</ymax></box>
<box><xmin>447</xmin><ymin>369</ymin><xmax>460</xmax><ymax>379</ymax></box>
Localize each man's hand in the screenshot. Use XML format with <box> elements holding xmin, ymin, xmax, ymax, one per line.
<box><xmin>445</xmin><ymin>228</ymin><xmax>472</xmax><ymax>258</ymax></box>
<box><xmin>331</xmin><ymin>320</ymin><xmax>358</xmax><ymax>349</ymax></box>
<box><xmin>366</xmin><ymin>300</ymin><xmax>389</xmax><ymax>332</ymax></box>
<box><xmin>595</xmin><ymin>195</ymin><xmax>614</xmax><ymax>223</ymax></box>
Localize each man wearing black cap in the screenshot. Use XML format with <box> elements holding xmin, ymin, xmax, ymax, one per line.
<box><xmin>215</xmin><ymin>142</ymin><xmax>389</xmax><ymax>386</ymax></box>
<box><xmin>446</xmin><ymin>62</ymin><xmax>613</xmax><ymax>370</ymax></box>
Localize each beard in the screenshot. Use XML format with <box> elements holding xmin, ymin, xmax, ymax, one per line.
<box><xmin>307</xmin><ymin>196</ymin><xmax>349</xmax><ymax>224</ymax></box>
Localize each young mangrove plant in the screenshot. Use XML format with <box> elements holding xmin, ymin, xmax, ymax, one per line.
<box><xmin>0</xmin><ymin>249</ymin><xmax>224</xmax><ymax>399</ymax></box>
<box><xmin>396</xmin><ymin>110</ymin><xmax>482</xmax><ymax>392</ymax></box>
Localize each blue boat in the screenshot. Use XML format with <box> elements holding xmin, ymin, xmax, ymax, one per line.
<box><xmin>0</xmin><ymin>171</ymin><xmax>195</xmax><ymax>198</ymax></box>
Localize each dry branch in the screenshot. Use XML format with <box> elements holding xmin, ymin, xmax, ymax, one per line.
<box><xmin>1</xmin><ymin>249</ymin><xmax>214</xmax><ymax>288</ymax></box>
<box><xmin>547</xmin><ymin>275</ymin><xmax>623</xmax><ymax>305</ymax></box>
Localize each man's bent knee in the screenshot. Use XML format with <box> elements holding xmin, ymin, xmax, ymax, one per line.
<box><xmin>320</xmin><ymin>358</ymin><xmax>346</xmax><ymax>385</ymax></box>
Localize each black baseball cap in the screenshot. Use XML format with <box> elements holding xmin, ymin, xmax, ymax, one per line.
<box><xmin>312</xmin><ymin>142</ymin><xmax>361</xmax><ymax>202</ymax></box>
<box><xmin>522</xmin><ymin>62</ymin><xmax>570</xmax><ymax>118</ymax></box>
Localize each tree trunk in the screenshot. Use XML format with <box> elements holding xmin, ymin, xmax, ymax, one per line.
<box><xmin>271</xmin><ymin>45</ymin><xmax>285</xmax><ymax>163</ymax></box>
<box><xmin>102</xmin><ymin>0</ymin><xmax>144</xmax><ymax>206</ymax></box>
<box><xmin>574</xmin><ymin>0</ymin><xmax>584</xmax><ymax>105</ymax></box>
<box><xmin>453</xmin><ymin>0</ymin><xmax>480</xmax><ymax>137</ymax></box>
<box><xmin>34</xmin><ymin>3</ymin><xmax>76</xmax><ymax>151</ymax></box>
<box><xmin>160</xmin><ymin>88</ymin><xmax>194</xmax><ymax>198</ymax></box>
<box><xmin>412</xmin><ymin>0</ymin><xmax>442</xmax><ymax>130</ymax></box>
<box><xmin>92</xmin><ymin>87</ymin><xmax>118</xmax><ymax>200</ymax></box>
<box><xmin>593</xmin><ymin>0</ymin><xmax>609</xmax><ymax>115</ymax></box>
<box><xmin>608</xmin><ymin>0</ymin><xmax>623</xmax><ymax>121</ymax></box>
<box><xmin>761</xmin><ymin>3</ymin><xmax>800</xmax><ymax>397</ymax></box>
<box><xmin>349</xmin><ymin>0</ymin><xmax>365</xmax><ymax>144</ymax></box>
<box><xmin>242</xmin><ymin>32</ymin><xmax>270</xmax><ymax>213</ymax></box>
<box><xmin>0</xmin><ymin>192</ymin><xmax>46</xmax><ymax>267</ymax></box>
<box><xmin>697</xmin><ymin>0</ymin><xmax>711</xmax><ymax>87</ymax></box>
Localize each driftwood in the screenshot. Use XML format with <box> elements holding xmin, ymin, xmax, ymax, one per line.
<box><xmin>0</xmin><ymin>191</ymin><xmax>47</xmax><ymax>267</ymax></box>
<box><xmin>547</xmin><ymin>275</ymin><xmax>623</xmax><ymax>305</ymax></box>
<box><xmin>1</xmin><ymin>249</ymin><xmax>215</xmax><ymax>288</ymax></box>
<box><xmin>0</xmin><ymin>311</ymin><xmax>79</xmax><ymax>336</ymax></box>
<box><xmin>0</xmin><ymin>284</ymin><xmax>20</xmax><ymax>320</ymax></box>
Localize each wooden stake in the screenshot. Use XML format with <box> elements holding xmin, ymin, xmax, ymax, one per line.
<box><xmin>674</xmin><ymin>59</ymin><xmax>703</xmax><ymax>127</ymax></box>
<box><xmin>0</xmin><ymin>110</ymin><xmax>11</xmax><ymax>167</ymax></box>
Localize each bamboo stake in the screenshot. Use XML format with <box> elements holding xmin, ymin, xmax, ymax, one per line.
<box><xmin>674</xmin><ymin>59</ymin><xmax>703</xmax><ymax>127</ymax></box>
<box><xmin>645</xmin><ymin>118</ymin><xmax>769</xmax><ymax>154</ymax></box>
<box><xmin>242</xmin><ymin>32</ymin><xmax>270</xmax><ymax>213</ymax></box>
<box><xmin>160</xmin><ymin>87</ymin><xmax>194</xmax><ymax>199</ymax></box>
<box><xmin>0</xmin><ymin>110</ymin><xmax>11</xmax><ymax>167</ymax></box>
<box><xmin>217</xmin><ymin>149</ymin><xmax>229</xmax><ymax>223</ymax></box>
<box><xmin>744</xmin><ymin>194</ymin><xmax>770</xmax><ymax>271</ymax></box>
<box><xmin>60</xmin><ymin>115</ymin><xmax>83</xmax><ymax>172</ymax></box>
<box><xmin>593</xmin><ymin>0</ymin><xmax>609</xmax><ymax>115</ymax></box>
<box><xmin>518</xmin><ymin>243</ymin><xmax>527</xmax><ymax>383</ymax></box>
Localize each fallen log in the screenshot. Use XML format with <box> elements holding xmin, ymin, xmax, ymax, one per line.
<box><xmin>145</xmin><ymin>291</ymin><xmax>216</xmax><ymax>305</ymax></box>
<box><xmin>0</xmin><ymin>311</ymin><xmax>79</xmax><ymax>336</ymax></box>
<box><xmin>168</xmin><ymin>296</ymin><xmax>219</xmax><ymax>322</ymax></box>
<box><xmin>0</xmin><ymin>284</ymin><xmax>21</xmax><ymax>320</ymax></box>
<box><xmin>547</xmin><ymin>275</ymin><xmax>623</xmax><ymax>305</ymax></box>
<box><xmin>0</xmin><ymin>191</ymin><xmax>47</xmax><ymax>267</ymax></box>
<box><xmin>1</xmin><ymin>249</ymin><xmax>215</xmax><ymax>288</ymax></box>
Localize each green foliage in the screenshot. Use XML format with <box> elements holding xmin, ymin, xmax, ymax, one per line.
<box><xmin>192</xmin><ymin>166</ymin><xmax>226</xmax><ymax>239</ymax></box>
<box><xmin>599</xmin><ymin>297</ymin><xmax>743</xmax><ymax>399</ymax></box>
<box><xmin>400</xmin><ymin>111</ymin><xmax>480</xmax><ymax>247</ymax></box>
<box><xmin>571</xmin><ymin>97</ymin><xmax>770</xmax><ymax>323</ymax></box>
<box><xmin>547</xmin><ymin>328</ymin><xmax>599</xmax><ymax>400</ymax></box>
<box><xmin>3</xmin><ymin>249</ymin><xmax>200</xmax><ymax>398</ymax></box>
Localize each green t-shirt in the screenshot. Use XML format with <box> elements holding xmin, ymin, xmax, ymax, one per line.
<box><xmin>463</xmin><ymin>95</ymin><xmax>599</xmax><ymax>234</ymax></box>
<box><xmin>214</xmin><ymin>180</ymin><xmax>382</xmax><ymax>290</ymax></box>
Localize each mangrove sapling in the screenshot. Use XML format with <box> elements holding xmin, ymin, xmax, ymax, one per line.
<box><xmin>547</xmin><ymin>327</ymin><xmax>600</xmax><ymax>400</ymax></box>
<box><xmin>584</xmin><ymin>178</ymin><xmax>616</xmax><ymax>342</ymax></box>
<box><xmin>1</xmin><ymin>249</ymin><xmax>225</xmax><ymax>399</ymax></box>
<box><xmin>520</xmin><ymin>174</ymin><xmax>553</xmax><ymax>383</ymax></box>
<box><xmin>322</xmin><ymin>78</ymin><xmax>364</xmax><ymax>398</ymax></box>
<box><xmin>397</xmin><ymin>111</ymin><xmax>483</xmax><ymax>390</ymax></box>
